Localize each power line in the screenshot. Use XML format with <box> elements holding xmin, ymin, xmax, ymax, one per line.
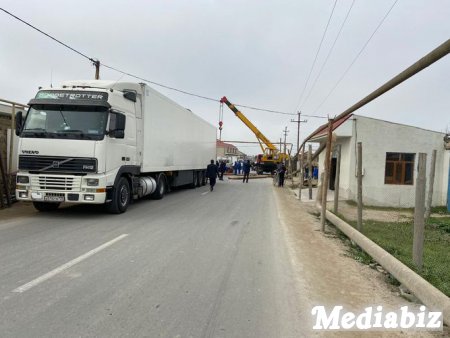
<box><xmin>300</xmin><ymin>0</ymin><xmax>355</xmax><ymax>110</ymax></box>
<box><xmin>0</xmin><ymin>6</ymin><xmax>328</xmax><ymax>119</ymax></box>
<box><xmin>294</xmin><ymin>0</ymin><xmax>338</xmax><ymax>111</ymax></box>
<box><xmin>312</xmin><ymin>0</ymin><xmax>399</xmax><ymax>115</ymax></box>
<box><xmin>0</xmin><ymin>7</ymin><xmax>96</xmax><ymax>64</ymax></box>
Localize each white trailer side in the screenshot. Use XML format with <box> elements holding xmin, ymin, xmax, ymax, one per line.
<box><xmin>141</xmin><ymin>86</ymin><xmax>216</xmax><ymax>172</ymax></box>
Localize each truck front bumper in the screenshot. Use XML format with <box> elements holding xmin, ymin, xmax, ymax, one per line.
<box><xmin>15</xmin><ymin>173</ymin><xmax>107</xmax><ymax>204</ymax></box>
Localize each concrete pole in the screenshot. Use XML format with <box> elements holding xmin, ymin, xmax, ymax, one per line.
<box><xmin>298</xmin><ymin>145</ymin><xmax>303</xmax><ymax>200</ymax></box>
<box><xmin>283</xmin><ymin>126</ymin><xmax>288</xmax><ymax>157</ymax></box>
<box><xmin>94</xmin><ymin>60</ymin><xmax>100</xmax><ymax>80</ymax></box>
<box><xmin>320</xmin><ymin>119</ymin><xmax>334</xmax><ymax>231</ymax></box>
<box><xmin>357</xmin><ymin>142</ymin><xmax>363</xmax><ymax>231</ymax></box>
<box><xmin>413</xmin><ymin>153</ymin><xmax>427</xmax><ymax>270</ymax></box>
<box><xmin>333</xmin><ymin>144</ymin><xmax>341</xmax><ymax>213</ymax></box>
<box><xmin>424</xmin><ymin>149</ymin><xmax>437</xmax><ymax>221</ymax></box>
<box><xmin>316</xmin><ymin>172</ymin><xmax>324</xmax><ymax>205</ymax></box>
<box><xmin>308</xmin><ymin>144</ymin><xmax>313</xmax><ymax>200</ymax></box>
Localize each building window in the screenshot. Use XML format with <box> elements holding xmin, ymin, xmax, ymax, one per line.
<box><xmin>384</xmin><ymin>153</ymin><xmax>415</xmax><ymax>185</ymax></box>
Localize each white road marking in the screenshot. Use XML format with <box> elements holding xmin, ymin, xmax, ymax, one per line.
<box><xmin>201</xmin><ymin>191</ymin><xmax>209</xmax><ymax>195</ymax></box>
<box><xmin>12</xmin><ymin>234</ymin><xmax>129</xmax><ymax>293</ymax></box>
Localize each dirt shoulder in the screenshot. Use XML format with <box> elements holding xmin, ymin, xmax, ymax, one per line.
<box><xmin>273</xmin><ymin>186</ymin><xmax>447</xmax><ymax>337</ymax></box>
<box><xmin>336</xmin><ymin>203</ymin><xmax>414</xmax><ymax>223</ymax></box>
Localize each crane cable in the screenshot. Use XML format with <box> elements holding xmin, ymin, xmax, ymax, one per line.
<box><xmin>218</xmin><ymin>102</ymin><xmax>224</xmax><ymax>140</ymax></box>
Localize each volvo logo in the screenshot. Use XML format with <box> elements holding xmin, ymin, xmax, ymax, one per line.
<box><xmin>22</xmin><ymin>150</ymin><xmax>39</xmax><ymax>154</ymax></box>
<box><xmin>52</xmin><ymin>161</ymin><xmax>60</xmax><ymax>168</ymax></box>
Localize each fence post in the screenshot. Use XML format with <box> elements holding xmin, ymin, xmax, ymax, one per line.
<box><xmin>357</xmin><ymin>142</ymin><xmax>363</xmax><ymax>231</ymax></box>
<box><xmin>308</xmin><ymin>144</ymin><xmax>313</xmax><ymax>200</ymax></box>
<box><xmin>333</xmin><ymin>144</ymin><xmax>341</xmax><ymax>214</ymax></box>
<box><xmin>413</xmin><ymin>153</ymin><xmax>427</xmax><ymax>270</ymax></box>
<box><xmin>320</xmin><ymin>119</ymin><xmax>334</xmax><ymax>231</ymax></box>
<box><xmin>424</xmin><ymin>149</ymin><xmax>437</xmax><ymax>221</ymax></box>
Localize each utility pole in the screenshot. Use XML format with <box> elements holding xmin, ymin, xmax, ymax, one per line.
<box><xmin>291</xmin><ymin>112</ymin><xmax>307</xmax><ymax>173</ymax></box>
<box><xmin>283</xmin><ymin>126</ymin><xmax>289</xmax><ymax>157</ymax></box>
<box><xmin>93</xmin><ymin>60</ymin><xmax>100</xmax><ymax>80</ymax></box>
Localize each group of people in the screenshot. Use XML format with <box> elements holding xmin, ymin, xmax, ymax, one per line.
<box><xmin>206</xmin><ymin>159</ymin><xmax>252</xmax><ymax>191</ymax></box>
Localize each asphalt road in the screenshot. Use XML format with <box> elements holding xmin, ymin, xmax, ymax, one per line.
<box><xmin>0</xmin><ymin>179</ymin><xmax>305</xmax><ymax>337</ymax></box>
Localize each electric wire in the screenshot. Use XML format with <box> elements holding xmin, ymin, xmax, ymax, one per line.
<box><xmin>294</xmin><ymin>0</ymin><xmax>338</xmax><ymax>111</ymax></box>
<box><xmin>0</xmin><ymin>7</ymin><xmax>96</xmax><ymax>64</ymax></box>
<box><xmin>300</xmin><ymin>0</ymin><xmax>355</xmax><ymax>110</ymax></box>
<box><xmin>311</xmin><ymin>0</ymin><xmax>399</xmax><ymax>115</ymax></box>
<box><xmin>0</xmin><ymin>6</ymin><xmax>328</xmax><ymax>119</ymax></box>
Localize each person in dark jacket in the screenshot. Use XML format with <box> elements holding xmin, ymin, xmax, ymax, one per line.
<box><xmin>219</xmin><ymin>161</ymin><xmax>226</xmax><ymax>180</ymax></box>
<box><xmin>206</xmin><ymin>159</ymin><xmax>218</xmax><ymax>191</ymax></box>
<box><xmin>278</xmin><ymin>163</ymin><xmax>287</xmax><ymax>187</ymax></box>
<box><xmin>242</xmin><ymin>160</ymin><xmax>251</xmax><ymax>183</ymax></box>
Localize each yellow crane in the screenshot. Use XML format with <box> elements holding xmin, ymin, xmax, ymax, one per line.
<box><xmin>220</xmin><ymin>96</ymin><xmax>288</xmax><ymax>174</ymax></box>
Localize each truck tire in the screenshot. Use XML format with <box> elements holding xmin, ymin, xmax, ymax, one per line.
<box><xmin>151</xmin><ymin>174</ymin><xmax>166</xmax><ymax>200</ymax></box>
<box><xmin>105</xmin><ymin>177</ymin><xmax>130</xmax><ymax>214</ymax></box>
<box><xmin>33</xmin><ymin>202</ymin><xmax>60</xmax><ymax>212</ymax></box>
<box><xmin>201</xmin><ymin>171</ymin><xmax>206</xmax><ymax>186</ymax></box>
<box><xmin>189</xmin><ymin>172</ymin><xmax>196</xmax><ymax>189</ymax></box>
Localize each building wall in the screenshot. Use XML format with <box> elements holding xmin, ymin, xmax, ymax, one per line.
<box><xmin>318</xmin><ymin>116</ymin><xmax>448</xmax><ymax>207</ymax></box>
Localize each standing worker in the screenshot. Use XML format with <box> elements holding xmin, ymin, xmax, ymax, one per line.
<box><xmin>242</xmin><ymin>160</ymin><xmax>251</xmax><ymax>183</ymax></box>
<box><xmin>206</xmin><ymin>160</ymin><xmax>218</xmax><ymax>191</ymax></box>
<box><xmin>219</xmin><ymin>160</ymin><xmax>226</xmax><ymax>180</ymax></box>
<box><xmin>278</xmin><ymin>163</ymin><xmax>287</xmax><ymax>187</ymax></box>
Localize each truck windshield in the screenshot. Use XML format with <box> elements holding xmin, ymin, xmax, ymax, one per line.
<box><xmin>21</xmin><ymin>105</ymin><xmax>108</xmax><ymax>140</ymax></box>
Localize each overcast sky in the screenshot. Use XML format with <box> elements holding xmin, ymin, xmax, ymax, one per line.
<box><xmin>1</xmin><ymin>0</ymin><xmax>449</xmax><ymax>155</ymax></box>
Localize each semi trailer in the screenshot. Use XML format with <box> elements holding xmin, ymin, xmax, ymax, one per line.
<box><xmin>14</xmin><ymin>80</ymin><xmax>216</xmax><ymax>213</ymax></box>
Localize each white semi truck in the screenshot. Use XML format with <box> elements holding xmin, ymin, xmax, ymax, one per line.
<box><xmin>14</xmin><ymin>80</ymin><xmax>216</xmax><ymax>213</ymax></box>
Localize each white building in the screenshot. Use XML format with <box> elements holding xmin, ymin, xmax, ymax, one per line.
<box><xmin>310</xmin><ymin>115</ymin><xmax>449</xmax><ymax>208</ymax></box>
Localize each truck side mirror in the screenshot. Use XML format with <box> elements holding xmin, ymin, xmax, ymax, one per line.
<box><xmin>123</xmin><ymin>91</ymin><xmax>136</xmax><ymax>102</ymax></box>
<box><xmin>15</xmin><ymin>111</ymin><xmax>23</xmax><ymax>136</ymax></box>
<box><xmin>112</xmin><ymin>130</ymin><xmax>125</xmax><ymax>139</ymax></box>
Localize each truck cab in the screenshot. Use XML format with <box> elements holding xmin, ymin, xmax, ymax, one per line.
<box><xmin>15</xmin><ymin>81</ymin><xmax>142</xmax><ymax>213</ymax></box>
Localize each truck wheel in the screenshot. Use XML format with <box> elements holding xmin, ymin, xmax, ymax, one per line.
<box><xmin>189</xmin><ymin>172</ymin><xmax>197</xmax><ymax>189</ymax></box>
<box><xmin>201</xmin><ymin>171</ymin><xmax>206</xmax><ymax>186</ymax></box>
<box><xmin>33</xmin><ymin>202</ymin><xmax>60</xmax><ymax>212</ymax></box>
<box><xmin>151</xmin><ymin>174</ymin><xmax>166</xmax><ymax>200</ymax></box>
<box><xmin>106</xmin><ymin>177</ymin><xmax>130</xmax><ymax>214</ymax></box>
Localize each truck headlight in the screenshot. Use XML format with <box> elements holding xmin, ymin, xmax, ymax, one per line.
<box><xmin>17</xmin><ymin>175</ymin><xmax>29</xmax><ymax>184</ymax></box>
<box><xmin>86</xmin><ymin>178</ymin><xmax>99</xmax><ymax>186</ymax></box>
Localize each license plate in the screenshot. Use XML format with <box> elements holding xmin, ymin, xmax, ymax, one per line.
<box><xmin>44</xmin><ymin>196</ymin><xmax>65</xmax><ymax>202</ymax></box>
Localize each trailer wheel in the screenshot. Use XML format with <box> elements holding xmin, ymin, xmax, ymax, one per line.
<box><xmin>106</xmin><ymin>177</ymin><xmax>130</xmax><ymax>214</ymax></box>
<box><xmin>33</xmin><ymin>202</ymin><xmax>60</xmax><ymax>212</ymax></box>
<box><xmin>151</xmin><ymin>174</ymin><xmax>166</xmax><ymax>200</ymax></box>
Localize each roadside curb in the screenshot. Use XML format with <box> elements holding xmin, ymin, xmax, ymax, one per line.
<box><xmin>316</xmin><ymin>204</ymin><xmax>450</xmax><ymax>325</ymax></box>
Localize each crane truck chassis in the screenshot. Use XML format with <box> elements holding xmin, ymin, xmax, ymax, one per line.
<box><xmin>220</xmin><ymin>96</ymin><xmax>288</xmax><ymax>174</ymax></box>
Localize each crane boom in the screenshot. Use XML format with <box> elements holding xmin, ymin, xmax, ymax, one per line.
<box><xmin>220</xmin><ymin>96</ymin><xmax>278</xmax><ymax>151</ymax></box>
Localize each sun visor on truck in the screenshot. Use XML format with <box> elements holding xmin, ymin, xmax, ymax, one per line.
<box><xmin>28</xmin><ymin>90</ymin><xmax>111</xmax><ymax>108</ymax></box>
